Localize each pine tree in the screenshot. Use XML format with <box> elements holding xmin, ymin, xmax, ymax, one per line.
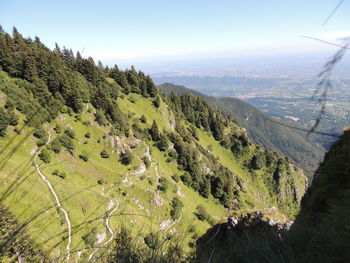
<box><xmin>23</xmin><ymin>53</ymin><xmax>37</xmax><ymax>82</ymax></box>
<box><xmin>149</xmin><ymin>120</ymin><xmax>160</xmax><ymax>141</ymax></box>
<box><xmin>0</xmin><ymin>107</ymin><xmax>9</xmax><ymax>137</ymax></box>
<box><xmin>157</xmin><ymin>134</ymin><xmax>169</xmax><ymax>151</ymax></box>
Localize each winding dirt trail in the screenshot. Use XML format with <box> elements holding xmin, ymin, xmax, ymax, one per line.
<box><xmin>34</xmin><ymin>129</ymin><xmax>72</xmax><ymax>262</ymax></box>
<box><xmin>88</xmin><ymin>198</ymin><xmax>119</xmax><ymax>261</ymax></box>
<box><xmin>164</xmin><ymin>212</ymin><xmax>183</xmax><ymax>235</ymax></box>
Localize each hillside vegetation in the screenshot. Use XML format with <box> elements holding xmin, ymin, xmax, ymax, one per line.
<box><xmin>0</xmin><ymin>27</ymin><xmax>307</xmax><ymax>262</ymax></box>
<box><xmin>159</xmin><ymin>83</ymin><xmax>325</xmax><ymax>177</ymax></box>
<box><xmin>195</xmin><ymin>129</ymin><xmax>350</xmax><ymax>263</ymax></box>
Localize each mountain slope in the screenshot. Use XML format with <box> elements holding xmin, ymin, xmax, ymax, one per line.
<box><xmin>159</xmin><ymin>83</ymin><xmax>324</xmax><ymax>177</ymax></box>
<box><xmin>0</xmin><ymin>28</ymin><xmax>307</xmax><ymax>262</ymax></box>
<box><xmin>195</xmin><ymin>129</ymin><xmax>350</xmax><ymax>263</ymax></box>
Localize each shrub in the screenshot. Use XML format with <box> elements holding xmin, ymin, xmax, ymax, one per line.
<box><xmin>250</xmin><ymin>154</ymin><xmax>263</xmax><ymax>170</ymax></box>
<box><xmin>170</xmin><ymin>197</ymin><xmax>184</xmax><ymax>220</ymax></box>
<box><xmin>54</xmin><ymin>124</ymin><xmax>62</xmax><ymax>134</ymax></box>
<box><xmin>84</xmin><ymin>132</ymin><xmax>91</xmax><ymax>138</ymax></box>
<box><xmin>79</xmin><ymin>154</ymin><xmax>89</xmax><ymax>162</ymax></box>
<box><xmin>171</xmin><ymin>174</ymin><xmax>180</xmax><ymax>182</ymax></box>
<box><xmin>52</xmin><ymin>170</ymin><xmax>65</xmax><ymax>178</ymax></box>
<box><xmin>153</xmin><ymin>96</ymin><xmax>160</xmax><ymax>108</ymax></box>
<box><xmin>142</xmin><ymin>156</ymin><xmax>151</xmax><ymax>168</ymax></box>
<box><xmin>14</xmin><ymin>128</ymin><xmax>20</xmax><ymax>134</ymax></box>
<box><xmin>0</xmin><ymin>108</ymin><xmax>8</xmax><ymax>137</ymax></box>
<box><xmin>59</xmin><ymin>172</ymin><xmax>67</xmax><ymax>179</ymax></box>
<box><xmin>188</xmin><ymin>224</ymin><xmax>196</xmax><ymax>233</ymax></box>
<box><xmin>37</xmin><ymin>138</ymin><xmax>48</xmax><ymax>147</ymax></box>
<box><xmin>157</xmin><ymin>135</ymin><xmax>169</xmax><ymax>151</ymax></box>
<box><xmin>128</xmin><ymin>96</ymin><xmax>136</xmax><ymax>103</ymax></box>
<box><xmin>120</xmin><ymin>150</ymin><xmax>133</xmax><ymax>165</ymax></box>
<box><xmin>97</xmin><ymin>178</ymin><xmax>106</xmax><ymax>185</ymax></box>
<box><xmin>38</xmin><ymin>149</ymin><xmax>51</xmax><ymax>163</ymax></box>
<box><xmin>64</xmin><ymin>128</ymin><xmax>75</xmax><ymax>139</ymax></box>
<box><xmin>180</xmin><ymin>173</ymin><xmax>193</xmax><ymax>187</ymax></box>
<box><xmin>82</xmin><ymin>227</ymin><xmax>97</xmax><ymax>248</ymax></box>
<box><xmin>95</xmin><ymin>109</ymin><xmax>108</xmax><ymax>126</ymax></box>
<box><xmin>144</xmin><ymin>233</ymin><xmax>161</xmax><ymax>250</ymax></box>
<box><xmin>59</xmin><ymin>134</ymin><xmax>74</xmax><ymax>150</ymax></box>
<box><xmin>100</xmin><ymin>150</ymin><xmax>110</xmax><ymax>158</ymax></box>
<box><xmin>50</xmin><ymin>138</ymin><xmax>62</xmax><ymax>153</ymax></box>
<box><xmin>158</xmin><ymin>177</ymin><xmax>169</xmax><ymax>192</ymax></box>
<box><xmin>195</xmin><ymin>205</ymin><xmax>211</xmax><ymax>222</ymax></box>
<box><xmin>140</xmin><ymin>114</ymin><xmax>147</xmax><ymax>123</ymax></box>
<box><xmin>7</xmin><ymin>111</ymin><xmax>18</xmax><ymax>126</ymax></box>
<box><xmin>33</xmin><ymin>128</ymin><xmax>46</xmax><ymax>138</ymax></box>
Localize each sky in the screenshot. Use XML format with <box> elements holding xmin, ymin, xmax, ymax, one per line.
<box><xmin>1</xmin><ymin>0</ymin><xmax>349</xmax><ymax>68</ymax></box>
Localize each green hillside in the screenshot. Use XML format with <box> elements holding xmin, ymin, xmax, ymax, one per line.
<box><xmin>159</xmin><ymin>83</ymin><xmax>325</xmax><ymax>177</ymax></box>
<box><xmin>0</xmin><ymin>28</ymin><xmax>307</xmax><ymax>262</ymax></box>
<box><xmin>195</xmin><ymin>129</ymin><xmax>350</xmax><ymax>263</ymax></box>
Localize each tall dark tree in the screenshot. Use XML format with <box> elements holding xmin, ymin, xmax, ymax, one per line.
<box><xmin>149</xmin><ymin>120</ymin><xmax>160</xmax><ymax>141</ymax></box>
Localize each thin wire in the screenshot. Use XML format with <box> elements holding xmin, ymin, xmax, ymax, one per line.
<box><xmin>322</xmin><ymin>0</ymin><xmax>345</xmax><ymax>26</ymax></box>
<box><xmin>301</xmin><ymin>35</ymin><xmax>350</xmax><ymax>50</ymax></box>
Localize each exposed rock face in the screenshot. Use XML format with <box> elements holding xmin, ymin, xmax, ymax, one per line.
<box><xmin>277</xmin><ymin>164</ymin><xmax>308</xmax><ymax>205</ymax></box>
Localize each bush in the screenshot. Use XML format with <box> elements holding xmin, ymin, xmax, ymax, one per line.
<box><xmin>144</xmin><ymin>233</ymin><xmax>161</xmax><ymax>250</ymax></box>
<box><xmin>153</xmin><ymin>96</ymin><xmax>160</xmax><ymax>108</ymax></box>
<box><xmin>37</xmin><ymin>138</ymin><xmax>48</xmax><ymax>147</ymax></box>
<box><xmin>142</xmin><ymin>156</ymin><xmax>151</xmax><ymax>168</ymax></box>
<box><xmin>95</xmin><ymin>109</ymin><xmax>108</xmax><ymax>126</ymax></box>
<box><xmin>157</xmin><ymin>135</ymin><xmax>169</xmax><ymax>151</ymax></box>
<box><xmin>168</xmin><ymin>150</ymin><xmax>178</xmax><ymax>159</ymax></box>
<box><xmin>170</xmin><ymin>197</ymin><xmax>184</xmax><ymax>220</ymax></box>
<box><xmin>158</xmin><ymin>177</ymin><xmax>169</xmax><ymax>192</ymax></box>
<box><xmin>0</xmin><ymin>108</ymin><xmax>8</xmax><ymax>137</ymax></box>
<box><xmin>140</xmin><ymin>114</ymin><xmax>147</xmax><ymax>123</ymax></box>
<box><xmin>79</xmin><ymin>154</ymin><xmax>89</xmax><ymax>162</ymax></box>
<box><xmin>82</xmin><ymin>227</ymin><xmax>97</xmax><ymax>248</ymax></box>
<box><xmin>64</xmin><ymin>128</ymin><xmax>75</xmax><ymax>139</ymax></box>
<box><xmin>171</xmin><ymin>174</ymin><xmax>180</xmax><ymax>182</ymax></box>
<box><xmin>50</xmin><ymin>138</ymin><xmax>62</xmax><ymax>153</ymax></box>
<box><xmin>100</xmin><ymin>150</ymin><xmax>110</xmax><ymax>158</ymax></box>
<box><xmin>54</xmin><ymin>124</ymin><xmax>62</xmax><ymax>134</ymax></box>
<box><xmin>180</xmin><ymin>173</ymin><xmax>193</xmax><ymax>187</ymax></box>
<box><xmin>7</xmin><ymin>111</ymin><xmax>18</xmax><ymax>126</ymax></box>
<box><xmin>84</xmin><ymin>132</ymin><xmax>91</xmax><ymax>138</ymax></box>
<box><xmin>59</xmin><ymin>134</ymin><xmax>74</xmax><ymax>150</ymax></box>
<box><xmin>33</xmin><ymin>128</ymin><xmax>46</xmax><ymax>138</ymax></box>
<box><xmin>250</xmin><ymin>154</ymin><xmax>263</xmax><ymax>170</ymax></box>
<box><xmin>188</xmin><ymin>224</ymin><xmax>196</xmax><ymax>233</ymax></box>
<box><xmin>120</xmin><ymin>150</ymin><xmax>133</xmax><ymax>165</ymax></box>
<box><xmin>97</xmin><ymin>178</ymin><xmax>106</xmax><ymax>185</ymax></box>
<box><xmin>52</xmin><ymin>169</ymin><xmax>67</xmax><ymax>179</ymax></box>
<box><xmin>195</xmin><ymin>205</ymin><xmax>211</xmax><ymax>222</ymax></box>
<box><xmin>38</xmin><ymin>148</ymin><xmax>51</xmax><ymax>163</ymax></box>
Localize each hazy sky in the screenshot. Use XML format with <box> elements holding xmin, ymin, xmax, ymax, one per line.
<box><xmin>1</xmin><ymin>0</ymin><xmax>349</xmax><ymax>66</ymax></box>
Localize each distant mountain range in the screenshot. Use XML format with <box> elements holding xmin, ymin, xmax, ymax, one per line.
<box><xmin>159</xmin><ymin>83</ymin><xmax>325</xmax><ymax>177</ymax></box>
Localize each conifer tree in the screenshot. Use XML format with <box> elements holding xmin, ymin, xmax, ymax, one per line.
<box><xmin>149</xmin><ymin>120</ymin><xmax>160</xmax><ymax>141</ymax></box>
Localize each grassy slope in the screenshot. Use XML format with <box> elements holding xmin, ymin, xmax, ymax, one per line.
<box><xmin>0</xmin><ymin>88</ymin><xmax>230</xmax><ymax>260</ymax></box>
<box><xmin>0</xmin><ymin>73</ymin><xmax>302</xmax><ymax>261</ymax></box>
